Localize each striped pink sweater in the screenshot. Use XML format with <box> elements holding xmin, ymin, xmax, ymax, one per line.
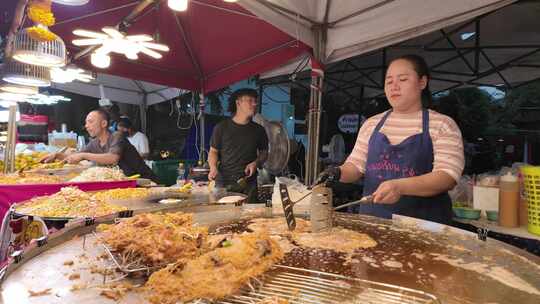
<box><xmin>345</xmin><ymin>109</ymin><xmax>464</xmax><ymax>182</ymax></box>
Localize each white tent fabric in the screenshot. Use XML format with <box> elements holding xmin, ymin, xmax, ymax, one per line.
<box><xmin>52</xmin><ymin>73</ymin><xmax>183</xmax><ymax>106</ymax></box>
<box><xmin>240</xmin><ymin>0</ymin><xmax>515</xmax><ymax>64</ymax></box>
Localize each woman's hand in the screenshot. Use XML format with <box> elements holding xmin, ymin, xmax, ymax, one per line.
<box><xmin>372</xmin><ymin>179</ymin><xmax>404</xmax><ymax>204</ymax></box>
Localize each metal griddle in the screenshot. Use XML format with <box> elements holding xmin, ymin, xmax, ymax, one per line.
<box><xmin>1</xmin><ymin>205</ymin><xmax>540</xmax><ymax>304</ymax></box>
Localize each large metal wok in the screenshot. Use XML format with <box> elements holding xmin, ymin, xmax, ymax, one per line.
<box><xmin>1</xmin><ymin>203</ymin><xmax>539</xmax><ymax>304</ymax></box>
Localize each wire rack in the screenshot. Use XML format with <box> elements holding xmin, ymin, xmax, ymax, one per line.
<box><xmin>201</xmin><ymin>265</ymin><xmax>441</xmax><ymax>304</ymax></box>
<box><xmin>95</xmin><ymin>232</ymin><xmax>165</xmax><ymax>275</ymax></box>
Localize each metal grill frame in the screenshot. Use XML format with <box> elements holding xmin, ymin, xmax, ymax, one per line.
<box><xmin>95</xmin><ymin>232</ymin><xmax>167</xmax><ymax>275</ymax></box>
<box><xmin>211</xmin><ymin>265</ymin><xmax>441</xmax><ymax>304</ymax></box>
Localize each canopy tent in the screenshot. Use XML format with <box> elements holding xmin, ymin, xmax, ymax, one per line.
<box><xmin>261</xmin><ymin>0</ymin><xmax>540</xmax><ymax>97</ymax></box>
<box><xmin>52</xmin><ymin>73</ymin><xmax>183</xmax><ymax>106</ymax></box>
<box><xmin>240</xmin><ymin>0</ymin><xmax>515</xmax><ymax>65</ymax></box>
<box><xmin>0</xmin><ymin>0</ymin><xmax>310</xmax><ymax>94</ymax></box>
<box><xmin>1</xmin><ymin>0</ymin><xmax>310</xmax><ymax>163</ymax></box>
<box><xmin>238</xmin><ymin>0</ymin><xmax>517</xmax><ymax>184</ymax></box>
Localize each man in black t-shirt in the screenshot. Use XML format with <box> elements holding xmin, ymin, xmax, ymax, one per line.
<box><xmin>209</xmin><ymin>88</ymin><xmax>268</xmax><ymax>202</ymax></box>
<box><xmin>43</xmin><ymin>109</ymin><xmax>158</xmax><ymax>182</ymax></box>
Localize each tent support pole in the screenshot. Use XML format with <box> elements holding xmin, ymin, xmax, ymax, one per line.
<box><xmin>305</xmin><ymin>26</ymin><xmax>326</xmax><ymax>185</ymax></box>
<box><xmin>3</xmin><ymin>105</ymin><xmax>17</xmax><ymax>174</ymax></box>
<box><xmin>140</xmin><ymin>94</ymin><xmax>148</xmax><ymax>135</ymax></box>
<box><xmin>199</xmin><ymin>92</ymin><xmax>206</xmax><ymax>165</ymax></box>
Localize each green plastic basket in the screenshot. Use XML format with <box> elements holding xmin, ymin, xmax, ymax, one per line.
<box><xmin>520</xmin><ymin>166</ymin><xmax>540</xmax><ymax>236</ymax></box>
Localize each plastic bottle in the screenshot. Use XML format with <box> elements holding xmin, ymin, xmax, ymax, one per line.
<box><xmin>499</xmin><ymin>172</ymin><xmax>519</xmax><ymax>228</ymax></box>
<box><xmin>177</xmin><ymin>162</ymin><xmax>185</xmax><ymax>186</ymax></box>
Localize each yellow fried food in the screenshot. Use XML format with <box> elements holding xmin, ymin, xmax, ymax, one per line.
<box><xmin>0</xmin><ymin>173</ymin><xmax>63</xmax><ymax>185</ymax></box>
<box><xmin>168</xmin><ymin>182</ymin><xmax>192</xmax><ymax>194</ymax></box>
<box><xmin>13</xmin><ymin>152</ymin><xmax>50</xmax><ymax>171</ymax></box>
<box><xmin>94</xmin><ymin>188</ymin><xmax>149</xmax><ymax>202</ymax></box>
<box><xmin>145</xmin><ymin>232</ymin><xmax>283</xmax><ymax>304</ymax></box>
<box><xmin>31</xmin><ymin>161</ymin><xmax>65</xmax><ymax>170</ymax></box>
<box><xmin>15</xmin><ymin>187</ymin><xmax>126</xmax><ymax>218</ymax></box>
<box><xmin>98</xmin><ymin>212</ymin><xmax>208</xmax><ymax>267</ymax></box>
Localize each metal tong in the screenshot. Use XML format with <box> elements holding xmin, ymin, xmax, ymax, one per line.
<box><xmin>333</xmin><ymin>195</ymin><xmax>374</xmax><ymax>211</ymax></box>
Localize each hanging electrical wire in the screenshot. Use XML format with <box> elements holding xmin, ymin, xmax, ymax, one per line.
<box><xmin>289</xmin><ymin>55</ymin><xmax>310</xmax><ymax>82</ymax></box>
<box><xmin>176</xmin><ymin>92</ymin><xmax>195</xmax><ymax>130</ymax></box>
<box><xmin>262</xmin><ymin>89</ymin><xmax>289</xmax><ymax>104</ymax></box>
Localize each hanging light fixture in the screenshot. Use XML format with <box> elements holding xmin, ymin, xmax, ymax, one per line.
<box><xmin>52</xmin><ymin>0</ymin><xmax>89</xmax><ymax>5</ymax></box>
<box><xmin>11</xmin><ymin>27</ymin><xmax>67</xmax><ymax>67</ymax></box>
<box><xmin>223</xmin><ymin>0</ymin><xmax>238</xmax><ymax>2</ymax></box>
<box><xmin>0</xmin><ymin>100</ymin><xmax>18</xmax><ymax>108</ymax></box>
<box><xmin>90</xmin><ymin>52</ymin><xmax>111</xmax><ymax>69</ymax></box>
<box><xmin>25</xmin><ymin>93</ymin><xmax>71</xmax><ymax>105</ymax></box>
<box><xmin>72</xmin><ymin>27</ymin><xmax>169</xmax><ymax>68</ymax></box>
<box><xmin>0</xmin><ymin>92</ymin><xmax>28</xmax><ymax>102</ymax></box>
<box><xmin>51</xmin><ymin>66</ymin><xmax>94</xmax><ymax>83</ymax></box>
<box><xmin>168</xmin><ymin>0</ymin><xmax>189</xmax><ymax>11</ymax></box>
<box><xmin>2</xmin><ymin>59</ymin><xmax>51</xmax><ymax>87</ymax></box>
<box><xmin>0</xmin><ymin>81</ymin><xmax>39</xmax><ymax>95</ymax></box>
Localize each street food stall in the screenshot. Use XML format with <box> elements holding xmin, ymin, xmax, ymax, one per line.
<box><xmin>1</xmin><ymin>1</ymin><xmax>540</xmax><ymax>304</ymax></box>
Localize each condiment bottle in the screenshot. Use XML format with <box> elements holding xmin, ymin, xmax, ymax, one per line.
<box><xmin>177</xmin><ymin>162</ymin><xmax>186</xmax><ymax>186</ymax></box>
<box><xmin>499</xmin><ymin>172</ymin><xmax>519</xmax><ymax>227</ymax></box>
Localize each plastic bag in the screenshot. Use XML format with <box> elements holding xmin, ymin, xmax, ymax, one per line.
<box><xmin>271</xmin><ymin>175</ymin><xmax>311</xmax><ymax>216</ymax></box>
<box><xmin>449</xmin><ymin>175</ymin><xmax>473</xmax><ymax>207</ymax></box>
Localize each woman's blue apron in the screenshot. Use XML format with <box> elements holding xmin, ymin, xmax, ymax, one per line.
<box><xmin>352</xmin><ymin>109</ymin><xmax>452</xmax><ymax>224</ymax></box>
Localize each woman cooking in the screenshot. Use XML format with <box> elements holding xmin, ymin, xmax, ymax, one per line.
<box><xmin>319</xmin><ymin>54</ymin><xmax>464</xmax><ymax>224</ymax></box>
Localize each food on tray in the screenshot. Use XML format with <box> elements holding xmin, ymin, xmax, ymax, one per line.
<box><xmin>292</xmin><ymin>228</ymin><xmax>377</xmax><ymax>253</ymax></box>
<box><xmin>28</xmin><ymin>288</ymin><xmax>52</xmax><ymax>297</ymax></box>
<box><xmin>217</xmin><ymin>195</ymin><xmax>245</xmax><ymax>204</ymax></box>
<box><xmin>94</xmin><ymin>188</ymin><xmax>149</xmax><ymax>202</ymax></box>
<box><xmin>145</xmin><ymin>232</ymin><xmax>283</xmax><ymax>304</ymax></box>
<box><xmin>97</xmin><ymin>212</ymin><xmax>208</xmax><ymax>267</ymax></box>
<box><xmin>70</xmin><ymin>167</ymin><xmax>127</xmax><ymax>182</ymax></box>
<box><xmin>99</xmin><ymin>282</ymin><xmax>135</xmax><ymax>301</ymax></box>
<box><xmin>31</xmin><ymin>161</ymin><xmax>65</xmax><ymax>170</ymax></box>
<box><xmin>15</xmin><ymin>187</ymin><xmax>126</xmax><ymax>218</ymax></box>
<box><xmin>0</xmin><ymin>173</ymin><xmax>63</xmax><ymax>185</ymax></box>
<box><xmin>248</xmin><ymin>217</ymin><xmax>311</xmax><ymax>235</ymax></box>
<box><xmin>14</xmin><ymin>151</ymin><xmax>48</xmax><ymax>171</ymax></box>
<box><xmin>169</xmin><ymin>182</ymin><xmax>193</xmax><ymax>193</ymax></box>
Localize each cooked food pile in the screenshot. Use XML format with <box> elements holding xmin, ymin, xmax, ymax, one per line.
<box><xmin>94</xmin><ymin>188</ymin><xmax>150</xmax><ymax>202</ymax></box>
<box><xmin>13</xmin><ymin>152</ymin><xmax>48</xmax><ymax>171</ymax></box>
<box><xmin>98</xmin><ymin>212</ymin><xmax>208</xmax><ymax>266</ymax></box>
<box><xmin>0</xmin><ymin>166</ymin><xmax>127</xmax><ymax>185</ymax></box>
<box><xmin>248</xmin><ymin>217</ymin><xmax>311</xmax><ymax>235</ymax></box>
<box><xmin>145</xmin><ymin>232</ymin><xmax>283</xmax><ymax>304</ymax></box>
<box><xmin>293</xmin><ymin>227</ymin><xmax>378</xmax><ymax>253</ymax></box>
<box><xmin>69</xmin><ymin>167</ymin><xmax>127</xmax><ymax>182</ymax></box>
<box><xmin>15</xmin><ymin>187</ymin><xmax>127</xmax><ymax>218</ymax></box>
<box><xmin>0</xmin><ymin>173</ymin><xmax>63</xmax><ymax>185</ymax></box>
<box><xmin>167</xmin><ymin>182</ymin><xmax>193</xmax><ymax>194</ymax></box>
<box><xmin>30</xmin><ymin>161</ymin><xmax>66</xmax><ymax>170</ymax></box>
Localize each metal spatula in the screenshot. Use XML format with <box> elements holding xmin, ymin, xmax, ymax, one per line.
<box><xmin>279</xmin><ymin>183</ymin><xmax>296</xmax><ymax>231</ymax></box>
